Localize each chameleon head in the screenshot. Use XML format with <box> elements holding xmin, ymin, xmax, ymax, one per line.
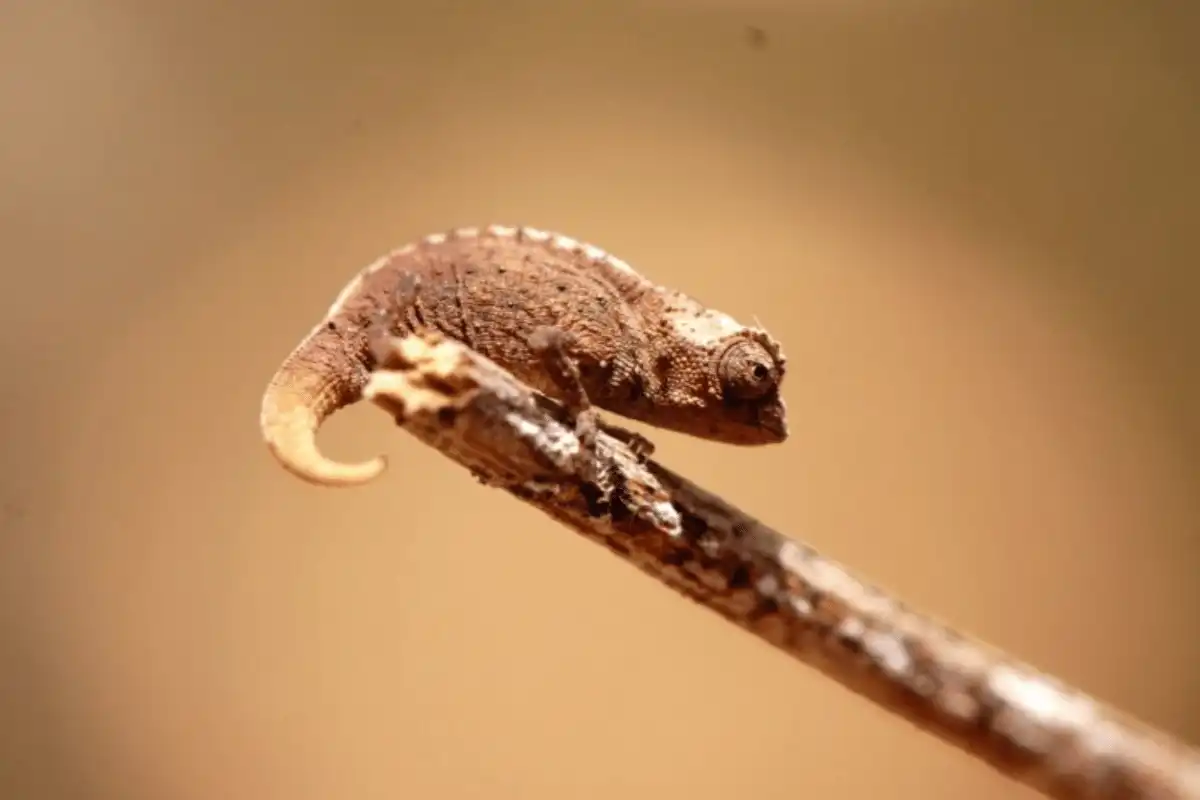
<box><xmin>710</xmin><ymin>332</ymin><xmax>789</xmax><ymax>444</ymax></box>
<box><xmin>644</xmin><ymin>315</ymin><xmax>789</xmax><ymax>446</ymax></box>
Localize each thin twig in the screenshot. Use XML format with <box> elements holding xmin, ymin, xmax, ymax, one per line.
<box><xmin>362</xmin><ymin>331</ymin><xmax>1200</xmax><ymax>800</ymax></box>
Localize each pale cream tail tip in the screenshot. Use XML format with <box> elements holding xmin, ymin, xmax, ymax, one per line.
<box><xmin>267</xmin><ymin>441</ymin><xmax>388</xmax><ymax>488</ymax></box>
<box><xmin>260</xmin><ymin>400</ymin><xmax>389</xmax><ymax>488</ymax></box>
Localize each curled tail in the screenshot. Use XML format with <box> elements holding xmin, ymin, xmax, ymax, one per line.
<box><xmin>259</xmin><ymin>321</ymin><xmax>387</xmax><ymax>487</ymax></box>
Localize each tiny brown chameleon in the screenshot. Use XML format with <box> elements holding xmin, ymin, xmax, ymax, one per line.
<box><xmin>260</xmin><ymin>225</ymin><xmax>788</xmax><ymax>487</ymax></box>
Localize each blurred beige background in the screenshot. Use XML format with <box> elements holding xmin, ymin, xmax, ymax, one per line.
<box><xmin>2</xmin><ymin>1</ymin><xmax>1198</xmax><ymax>798</ymax></box>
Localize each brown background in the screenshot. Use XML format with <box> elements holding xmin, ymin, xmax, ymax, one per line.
<box><xmin>2</xmin><ymin>1</ymin><xmax>1198</xmax><ymax>798</ymax></box>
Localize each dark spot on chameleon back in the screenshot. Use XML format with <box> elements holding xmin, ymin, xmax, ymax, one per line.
<box><xmin>626</xmin><ymin>372</ymin><xmax>644</xmax><ymax>403</ymax></box>
<box><xmin>653</xmin><ymin>352</ymin><xmax>673</xmax><ymax>383</ymax></box>
<box><xmin>576</xmin><ymin>361</ymin><xmax>600</xmax><ymax>383</ymax></box>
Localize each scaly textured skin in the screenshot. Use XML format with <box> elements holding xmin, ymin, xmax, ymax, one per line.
<box><xmin>260</xmin><ymin>224</ymin><xmax>789</xmax><ymax>487</ymax></box>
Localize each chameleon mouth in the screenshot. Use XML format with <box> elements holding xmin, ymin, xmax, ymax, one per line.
<box><xmin>756</xmin><ymin>398</ymin><xmax>789</xmax><ymax>441</ymax></box>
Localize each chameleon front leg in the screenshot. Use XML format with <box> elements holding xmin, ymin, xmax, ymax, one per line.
<box><xmin>525</xmin><ymin>327</ymin><xmax>656</xmax><ymax>462</ymax></box>
<box><xmin>598</xmin><ymin>420</ymin><xmax>656</xmax><ymax>461</ymax></box>
<box><xmin>525</xmin><ymin>325</ymin><xmax>645</xmax><ymax>514</ymax></box>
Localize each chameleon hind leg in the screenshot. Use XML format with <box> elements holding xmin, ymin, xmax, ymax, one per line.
<box><xmin>367</xmin><ymin>271</ymin><xmax>425</xmax><ymax>363</ymax></box>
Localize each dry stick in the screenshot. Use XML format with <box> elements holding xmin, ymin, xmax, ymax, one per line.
<box><xmin>363</xmin><ymin>332</ymin><xmax>1200</xmax><ymax>800</ymax></box>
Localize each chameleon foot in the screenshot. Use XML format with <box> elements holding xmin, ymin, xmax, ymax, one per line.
<box><xmin>596</xmin><ymin>420</ymin><xmax>656</xmax><ymax>461</ymax></box>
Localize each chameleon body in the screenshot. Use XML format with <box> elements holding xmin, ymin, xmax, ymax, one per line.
<box><xmin>260</xmin><ymin>224</ymin><xmax>789</xmax><ymax>487</ymax></box>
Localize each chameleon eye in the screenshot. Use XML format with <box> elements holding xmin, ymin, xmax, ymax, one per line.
<box><xmin>718</xmin><ymin>339</ymin><xmax>778</xmax><ymax>400</ymax></box>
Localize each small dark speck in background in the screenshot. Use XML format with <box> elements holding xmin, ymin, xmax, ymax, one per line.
<box><xmin>745</xmin><ymin>26</ymin><xmax>768</xmax><ymax>51</ymax></box>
